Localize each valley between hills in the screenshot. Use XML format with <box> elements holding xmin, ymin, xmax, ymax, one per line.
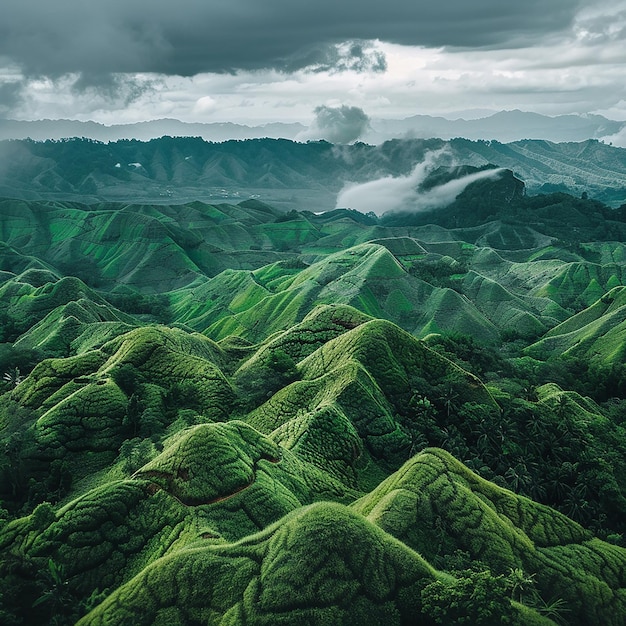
<box><xmin>1</xmin><ymin>137</ymin><xmax>626</xmax><ymax>625</ymax></box>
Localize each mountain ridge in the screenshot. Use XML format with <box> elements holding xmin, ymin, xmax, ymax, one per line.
<box><xmin>1</xmin><ymin>135</ymin><xmax>626</xmax><ymax>210</ymax></box>
<box><xmin>1</xmin><ymin>110</ymin><xmax>623</xmax><ymax>145</ymax></box>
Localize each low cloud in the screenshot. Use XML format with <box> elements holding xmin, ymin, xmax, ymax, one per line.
<box><xmin>600</xmin><ymin>126</ymin><xmax>626</xmax><ymax>148</ymax></box>
<box><xmin>336</xmin><ymin>151</ymin><xmax>504</xmax><ymax>215</ymax></box>
<box><xmin>416</xmin><ymin>168</ymin><xmax>505</xmax><ymax>211</ymax></box>
<box><xmin>297</xmin><ymin>105</ymin><xmax>370</xmax><ymax>144</ymax></box>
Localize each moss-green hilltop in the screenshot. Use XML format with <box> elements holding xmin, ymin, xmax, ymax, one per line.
<box><xmin>2</xmin><ymin>192</ymin><xmax>626</xmax><ymax>625</ymax></box>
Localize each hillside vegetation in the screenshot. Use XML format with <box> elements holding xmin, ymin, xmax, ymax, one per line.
<box><xmin>1</xmin><ymin>164</ymin><xmax>626</xmax><ymax>625</ymax></box>
<box><xmin>1</xmin><ymin>135</ymin><xmax>626</xmax><ymax>209</ymax></box>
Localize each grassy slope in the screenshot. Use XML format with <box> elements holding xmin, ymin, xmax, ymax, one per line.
<box><xmin>2</xmin><ymin>195</ymin><xmax>626</xmax><ymax>624</ymax></box>
<box><xmin>1</xmin><ymin>302</ymin><xmax>625</xmax><ymax>624</ymax></box>
<box><xmin>527</xmin><ymin>286</ymin><xmax>626</xmax><ymax>366</ymax></box>
<box><xmin>2</xmin><ymin>195</ymin><xmax>621</xmax><ymax>344</ymax></box>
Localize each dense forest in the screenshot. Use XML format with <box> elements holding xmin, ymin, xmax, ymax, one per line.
<box><xmin>1</xmin><ymin>155</ymin><xmax>626</xmax><ymax>624</ymax></box>
<box><xmin>1</xmin><ymin>135</ymin><xmax>626</xmax><ymax>209</ymax></box>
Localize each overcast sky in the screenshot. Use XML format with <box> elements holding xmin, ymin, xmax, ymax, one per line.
<box><xmin>1</xmin><ymin>0</ymin><xmax>625</xmax><ymax>126</ymax></box>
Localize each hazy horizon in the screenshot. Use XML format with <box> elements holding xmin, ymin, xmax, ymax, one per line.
<box><xmin>0</xmin><ymin>1</ymin><xmax>625</xmax><ymax>137</ymax></box>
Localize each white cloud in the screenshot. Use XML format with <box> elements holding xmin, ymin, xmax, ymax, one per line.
<box><xmin>193</xmin><ymin>95</ymin><xmax>217</xmax><ymax>115</ymax></box>
<box><xmin>335</xmin><ymin>150</ymin><xmax>505</xmax><ymax>215</ymax></box>
<box><xmin>600</xmin><ymin>127</ymin><xmax>626</xmax><ymax>148</ymax></box>
<box><xmin>336</xmin><ymin>154</ymin><xmax>439</xmax><ymax>215</ymax></box>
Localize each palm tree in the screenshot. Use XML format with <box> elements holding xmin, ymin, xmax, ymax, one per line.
<box><xmin>32</xmin><ymin>559</ymin><xmax>74</xmax><ymax>624</ymax></box>
<box><xmin>437</xmin><ymin>385</ymin><xmax>460</xmax><ymax>418</ymax></box>
<box><xmin>2</xmin><ymin>367</ymin><xmax>23</xmax><ymax>388</ymax></box>
<box><xmin>506</xmin><ymin>567</ymin><xmax>536</xmax><ymax>604</ymax></box>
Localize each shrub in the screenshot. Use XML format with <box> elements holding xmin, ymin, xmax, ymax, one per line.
<box><xmin>421</xmin><ymin>568</ymin><xmax>515</xmax><ymax>624</ymax></box>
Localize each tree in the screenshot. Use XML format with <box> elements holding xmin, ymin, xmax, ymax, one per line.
<box><xmin>506</xmin><ymin>568</ymin><xmax>536</xmax><ymax>604</ymax></box>
<box><xmin>2</xmin><ymin>367</ymin><xmax>24</xmax><ymax>388</ymax></box>
<box><xmin>111</xmin><ymin>364</ymin><xmax>143</xmax><ymax>396</ymax></box>
<box><xmin>435</xmin><ymin>385</ymin><xmax>460</xmax><ymax>418</ymax></box>
<box><xmin>119</xmin><ymin>438</ymin><xmax>155</xmax><ymax>475</ymax></box>
<box><xmin>421</xmin><ymin>568</ymin><xmax>515</xmax><ymax>624</ymax></box>
<box><xmin>32</xmin><ymin>559</ymin><xmax>75</xmax><ymax>625</ymax></box>
<box><xmin>30</xmin><ymin>502</ymin><xmax>56</xmax><ymax>531</ymax></box>
<box><xmin>236</xmin><ymin>348</ymin><xmax>300</xmax><ymax>411</ymax></box>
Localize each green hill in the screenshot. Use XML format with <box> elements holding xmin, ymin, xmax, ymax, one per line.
<box><xmin>527</xmin><ymin>286</ymin><xmax>626</xmax><ymax>367</ymax></box>
<box><xmin>2</xmin><ymin>187</ymin><xmax>626</xmax><ymax>624</ymax></box>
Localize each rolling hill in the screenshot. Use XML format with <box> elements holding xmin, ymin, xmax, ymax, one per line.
<box><xmin>1</xmin><ymin>167</ymin><xmax>626</xmax><ymax>624</ymax></box>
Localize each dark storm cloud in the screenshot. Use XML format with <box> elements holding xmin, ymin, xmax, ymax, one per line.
<box><xmin>0</xmin><ymin>0</ymin><xmax>587</xmax><ymax>78</ymax></box>
<box><xmin>70</xmin><ymin>73</ymin><xmax>159</xmax><ymax>106</ymax></box>
<box><xmin>574</xmin><ymin>9</ymin><xmax>626</xmax><ymax>44</ymax></box>
<box><xmin>283</xmin><ymin>41</ymin><xmax>387</xmax><ymax>74</ymax></box>
<box><xmin>0</xmin><ymin>81</ymin><xmax>23</xmax><ymax>115</ymax></box>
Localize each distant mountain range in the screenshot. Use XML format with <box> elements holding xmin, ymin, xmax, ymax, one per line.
<box><xmin>365</xmin><ymin>110</ymin><xmax>625</xmax><ymax>144</ymax></box>
<box><xmin>1</xmin><ymin>135</ymin><xmax>625</xmax><ymax>210</ymax></box>
<box><xmin>1</xmin><ymin>110</ymin><xmax>624</xmax><ymax>145</ymax></box>
<box><xmin>0</xmin><ymin>118</ymin><xmax>307</xmax><ymax>143</ymax></box>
